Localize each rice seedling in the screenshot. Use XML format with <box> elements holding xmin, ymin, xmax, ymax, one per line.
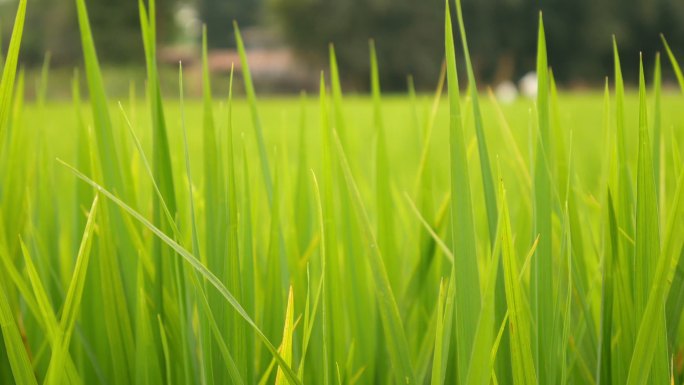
<box><xmin>1</xmin><ymin>0</ymin><xmax>683</xmax><ymax>384</ymax></box>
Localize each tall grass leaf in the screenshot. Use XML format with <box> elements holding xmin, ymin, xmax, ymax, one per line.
<box><xmin>0</xmin><ymin>0</ymin><xmax>26</xmax><ymax>137</ymax></box>
<box><xmin>455</xmin><ymin>1</ymin><xmax>508</xmax><ymax>375</ymax></box>
<box><xmin>500</xmin><ymin>181</ymin><xmax>537</xmax><ymax>385</ymax></box>
<box><xmin>138</xmin><ymin>5</ymin><xmax>181</xmax><ymax>374</ymax></box>
<box><xmin>73</xmin><ymin>0</ymin><xmax>124</xmax><ymax>193</ymax></box>
<box><xmin>532</xmin><ymin>13</ymin><xmax>555</xmax><ymax>384</ymax></box>
<box><xmin>310</xmin><ymin>169</ymin><xmax>331</xmax><ymax>385</ymax></box>
<box><xmin>178</xmin><ymin>62</ymin><xmax>203</xmax><ymax>384</ymax></box>
<box><xmin>74</xmin><ymin>6</ymin><xmax>138</xmax><ymax>370</ymax></box>
<box><xmin>652</xmin><ymin>53</ymin><xmax>662</xmax><ymax>202</ymax></box>
<box><xmin>370</xmin><ymin>40</ymin><xmax>398</xmax><ymax>291</ymax></box>
<box><xmin>226</xmin><ymin>64</ymin><xmax>248</xmax><ymax>382</ymax></box>
<box><xmin>630</xmin><ymin>56</ymin><xmax>669</xmax><ymax>385</ymax></box>
<box><xmin>72</xmin><ymin>70</ymin><xmax>92</xmax><ymax>255</ymax></box>
<box><xmin>597</xmin><ymin>192</ymin><xmax>618</xmax><ymax>385</ymax></box>
<box><xmin>0</xmin><ymin>284</ymin><xmax>37</xmax><ymax>385</ymax></box>
<box><xmin>332</xmin><ymin>130</ymin><xmax>416</xmax><ymax>383</ymax></box>
<box><xmin>328</xmin><ymin>47</ymin><xmax>375</xmax><ymax>381</ymax></box>
<box><xmin>445</xmin><ymin>2</ymin><xmax>481</xmax><ymax>382</ymax></box>
<box><xmin>318</xmin><ymin>72</ymin><xmax>342</xmax><ymax>384</ymax></box>
<box><xmin>234</xmin><ymin>21</ymin><xmax>273</xmax><ymax>202</ymax></box>
<box><xmin>430</xmin><ymin>279</ymin><xmax>449</xmax><ymax>385</ymax></box>
<box><xmin>634</xmin><ymin>57</ymin><xmax>659</xmax><ymax>316</ymax></box>
<box><xmin>275</xmin><ymin>286</ymin><xmax>295</xmax><ymax>385</ymax></box>
<box><xmin>612</xmin><ymin>38</ymin><xmax>635</xmax><ymax>298</ymax></box>
<box><xmin>328</xmin><ymin>44</ymin><xmax>348</xmax><ymax>150</ymax></box>
<box><xmin>660</xmin><ymin>35</ymin><xmax>684</xmax><ymax>92</ymax></box>
<box><xmin>200</xmin><ymin>26</ymin><xmax>228</xmax><ymax>382</ymax></box>
<box><xmin>626</xmin><ymin>162</ymin><xmax>684</xmax><ymax>385</ymax></box>
<box><xmin>665</xmin><ymin>35</ymin><xmax>684</xmax><ymax>343</ymax></box>
<box><xmin>465</xmin><ymin>213</ymin><xmax>501</xmax><ymax>385</ymax></box>
<box><xmin>58</xmin><ymin>160</ymin><xmax>301</xmax><ymax>385</ymax></box>
<box><xmin>454</xmin><ymin>0</ymin><xmax>497</xmax><ymax>244</ymax></box>
<box><xmin>0</xmin><ymin>240</ymin><xmax>82</xmax><ymax>385</ymax></box>
<box><xmin>157</xmin><ymin>315</ymin><xmax>172</xmax><ymax>385</ymax></box>
<box><xmin>188</xmin><ymin>271</ymin><xmax>245</xmax><ymax>385</ymax></box>
<box><xmin>45</xmin><ymin>196</ymin><xmax>99</xmax><ymax>385</ymax></box>
<box><xmin>35</xmin><ymin>52</ymin><xmax>50</xmax><ymax>108</ymax></box>
<box><xmin>294</xmin><ymin>93</ymin><xmax>311</xmax><ymax>253</ymax></box>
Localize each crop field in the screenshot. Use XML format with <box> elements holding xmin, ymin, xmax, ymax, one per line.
<box><xmin>2</xmin><ymin>0</ymin><xmax>684</xmax><ymax>384</ymax></box>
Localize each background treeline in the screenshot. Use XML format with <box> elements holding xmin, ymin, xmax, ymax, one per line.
<box><xmin>2</xmin><ymin>0</ymin><xmax>684</xmax><ymax>90</ymax></box>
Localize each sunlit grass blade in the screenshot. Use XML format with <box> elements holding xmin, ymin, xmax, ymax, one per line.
<box><xmin>531</xmin><ymin>13</ymin><xmax>556</xmax><ymax>384</ymax></box>
<box><xmin>225</xmin><ymin>64</ymin><xmax>248</xmax><ymax>382</ymax></box>
<box><xmin>445</xmin><ymin>2</ymin><xmax>481</xmax><ymax>382</ymax></box>
<box><xmin>188</xmin><ymin>271</ymin><xmax>244</xmax><ymax>385</ymax></box>
<box><xmin>332</xmin><ymin>128</ymin><xmax>416</xmax><ymax>383</ymax></box>
<box><xmin>652</xmin><ymin>53</ymin><xmax>662</xmax><ymax>202</ymax></box>
<box><xmin>633</xmin><ymin>57</ymin><xmax>659</xmax><ymax>316</ymax></box>
<box><xmin>138</xmin><ymin>5</ymin><xmax>181</xmax><ymax>375</ymax></box>
<box><xmin>660</xmin><ymin>35</ymin><xmax>684</xmax><ymax>92</ymax></box>
<box><xmin>58</xmin><ymin>160</ymin><xmax>302</xmax><ymax>385</ymax></box>
<box><xmin>431</xmin><ymin>278</ymin><xmax>453</xmax><ymax>385</ymax></box>
<box><xmin>0</xmin><ymin>284</ymin><xmax>37</xmax><ymax>385</ymax></box>
<box><xmin>370</xmin><ymin>40</ymin><xmax>398</xmax><ymax>292</ymax></box>
<box><xmin>627</xmin><ymin>159</ymin><xmax>684</xmax><ymax>385</ymax></box>
<box><xmin>328</xmin><ymin>44</ymin><xmax>348</xmax><ymax>149</ymax></box>
<box><xmin>500</xmin><ymin>181</ymin><xmax>537</xmax><ymax>385</ymax></box>
<box><xmin>45</xmin><ymin>196</ymin><xmax>99</xmax><ymax>385</ymax></box>
<box><xmin>0</xmin><ymin>0</ymin><xmax>26</xmax><ymax>136</ymax></box>
<box><xmin>628</xmin><ymin>56</ymin><xmax>669</xmax><ymax>384</ymax></box>
<box><xmin>234</xmin><ymin>21</ymin><xmax>274</xmax><ymax>202</ymax></box>
<box><xmin>275</xmin><ymin>286</ymin><xmax>295</xmax><ymax>385</ymax></box>
<box><xmin>454</xmin><ymin>0</ymin><xmax>497</xmax><ymax>244</ymax></box>
<box><xmin>597</xmin><ymin>191</ymin><xmax>618</xmax><ymax>385</ymax></box>
<box><xmin>465</xmin><ymin>212</ymin><xmax>502</xmax><ymax>385</ymax></box>
<box><xmin>309</xmin><ymin>169</ymin><xmax>331</xmax><ymax>385</ymax></box>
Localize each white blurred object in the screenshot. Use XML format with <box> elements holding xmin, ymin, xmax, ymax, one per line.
<box><xmin>175</xmin><ymin>4</ymin><xmax>201</xmax><ymax>39</ymax></box>
<box><xmin>519</xmin><ymin>71</ymin><xmax>538</xmax><ymax>98</ymax></box>
<box><xmin>495</xmin><ymin>81</ymin><xmax>518</xmax><ymax>104</ymax></box>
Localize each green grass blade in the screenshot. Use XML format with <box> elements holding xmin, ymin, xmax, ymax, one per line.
<box><xmin>652</xmin><ymin>53</ymin><xmax>662</xmax><ymax>203</ymax></box>
<box><xmin>500</xmin><ymin>182</ymin><xmax>537</xmax><ymax>385</ymax></box>
<box><xmin>138</xmin><ymin>4</ymin><xmax>180</xmax><ymax>368</ymax></box>
<box><xmin>188</xmin><ymin>272</ymin><xmax>245</xmax><ymax>385</ymax></box>
<box><xmin>328</xmin><ymin>44</ymin><xmax>348</xmax><ymax>149</ymax></box>
<box><xmin>629</xmin><ymin>56</ymin><xmax>669</xmax><ymax>385</ymax></box>
<box><xmin>445</xmin><ymin>2</ymin><xmax>481</xmax><ymax>382</ymax></box>
<box><xmin>660</xmin><ymin>35</ymin><xmax>684</xmax><ymax>93</ymax></box>
<box><xmin>634</xmin><ymin>57</ymin><xmax>659</xmax><ymax>317</ymax></box>
<box><xmin>465</xmin><ymin>213</ymin><xmax>502</xmax><ymax>385</ymax></box>
<box><xmin>627</xmin><ymin>161</ymin><xmax>684</xmax><ymax>385</ymax></box>
<box><xmin>431</xmin><ymin>278</ymin><xmax>452</xmax><ymax>385</ymax></box>
<box><xmin>58</xmin><ymin>160</ymin><xmax>302</xmax><ymax>385</ymax></box>
<box><xmin>332</xmin><ymin>129</ymin><xmax>416</xmax><ymax>383</ymax></box>
<box><xmin>234</xmin><ymin>21</ymin><xmax>273</xmax><ymax>202</ymax></box>
<box><xmin>45</xmin><ymin>196</ymin><xmax>99</xmax><ymax>385</ymax></box>
<box><xmin>310</xmin><ymin>169</ymin><xmax>331</xmax><ymax>385</ymax></box>
<box><xmin>0</xmin><ymin>284</ymin><xmax>37</xmax><ymax>385</ymax></box>
<box><xmin>532</xmin><ymin>13</ymin><xmax>555</xmax><ymax>384</ymax></box>
<box><xmin>0</xmin><ymin>0</ymin><xmax>26</xmax><ymax>137</ymax></box>
<box><xmin>597</xmin><ymin>192</ymin><xmax>618</xmax><ymax>385</ymax></box>
<box><xmin>454</xmin><ymin>0</ymin><xmax>497</xmax><ymax>244</ymax></box>
<box><xmin>275</xmin><ymin>286</ymin><xmax>295</xmax><ymax>385</ymax></box>
<box><xmin>370</xmin><ymin>40</ymin><xmax>398</xmax><ymax>291</ymax></box>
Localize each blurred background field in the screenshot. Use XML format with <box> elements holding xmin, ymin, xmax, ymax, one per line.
<box><xmin>3</xmin><ymin>0</ymin><xmax>684</xmax><ymax>98</ymax></box>
<box><xmin>26</xmin><ymin>92</ymin><xmax>684</xmax><ymax>219</ymax></box>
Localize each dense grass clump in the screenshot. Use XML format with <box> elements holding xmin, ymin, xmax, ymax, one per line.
<box><xmin>1</xmin><ymin>0</ymin><xmax>684</xmax><ymax>384</ymax></box>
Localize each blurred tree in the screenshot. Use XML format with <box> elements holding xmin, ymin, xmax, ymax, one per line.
<box><xmin>3</xmin><ymin>0</ymin><xmax>175</xmax><ymax>65</ymax></box>
<box><xmin>199</xmin><ymin>0</ymin><xmax>262</xmax><ymax>48</ymax></box>
<box><xmin>270</xmin><ymin>0</ymin><xmax>684</xmax><ymax>90</ymax></box>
